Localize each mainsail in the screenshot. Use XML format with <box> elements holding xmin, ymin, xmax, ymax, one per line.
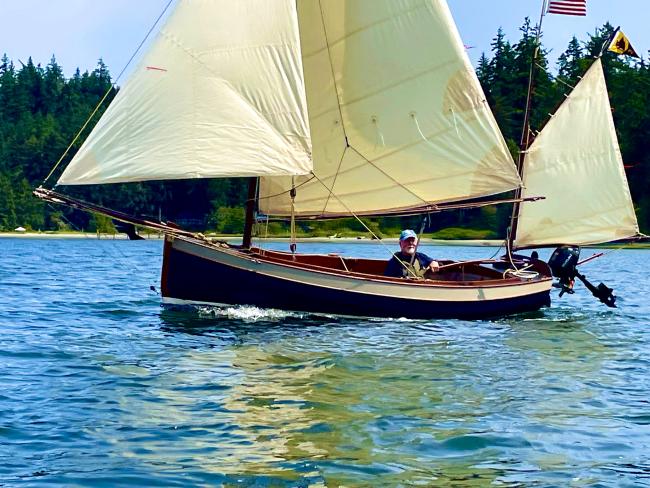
<box><xmin>515</xmin><ymin>58</ymin><xmax>639</xmax><ymax>248</ymax></box>
<box><xmin>58</xmin><ymin>0</ymin><xmax>312</xmax><ymax>185</ymax></box>
<box><xmin>57</xmin><ymin>0</ymin><xmax>520</xmax><ymax>217</ymax></box>
<box><xmin>259</xmin><ymin>0</ymin><xmax>521</xmax><ymax>217</ymax></box>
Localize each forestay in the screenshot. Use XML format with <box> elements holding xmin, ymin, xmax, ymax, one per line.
<box><xmin>259</xmin><ymin>0</ymin><xmax>521</xmax><ymax>217</ymax></box>
<box><xmin>515</xmin><ymin>59</ymin><xmax>639</xmax><ymax>248</ymax></box>
<box><xmin>58</xmin><ymin>0</ymin><xmax>312</xmax><ymax>185</ymax></box>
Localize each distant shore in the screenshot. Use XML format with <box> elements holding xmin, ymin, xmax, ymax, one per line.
<box><xmin>0</xmin><ymin>231</ymin><xmax>155</xmax><ymax>240</ymax></box>
<box><xmin>2</xmin><ymin>231</ymin><xmax>649</xmax><ymax>248</ymax></box>
<box><xmin>0</xmin><ymin>231</ymin><xmax>502</xmax><ymax>246</ymax></box>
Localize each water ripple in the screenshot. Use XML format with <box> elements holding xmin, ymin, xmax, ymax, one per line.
<box><xmin>1</xmin><ymin>239</ymin><xmax>649</xmax><ymax>486</ymax></box>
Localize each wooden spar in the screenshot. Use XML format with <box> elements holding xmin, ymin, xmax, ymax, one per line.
<box><xmin>508</xmin><ymin>0</ymin><xmax>548</xmax><ymax>252</ymax></box>
<box><xmin>258</xmin><ymin>195</ymin><xmax>545</xmax><ymax>221</ymax></box>
<box><xmin>242</xmin><ymin>177</ymin><xmax>258</xmax><ymax>249</ymax></box>
<box><xmin>33</xmin><ymin>187</ymin><xmax>197</xmax><ymax>238</ymax></box>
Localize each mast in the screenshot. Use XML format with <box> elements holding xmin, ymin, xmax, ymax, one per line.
<box><xmin>242</xmin><ymin>177</ymin><xmax>258</xmax><ymax>249</ymax></box>
<box><xmin>508</xmin><ymin>0</ymin><xmax>548</xmax><ymax>251</ymax></box>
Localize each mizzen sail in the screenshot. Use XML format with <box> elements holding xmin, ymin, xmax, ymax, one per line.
<box><xmin>259</xmin><ymin>0</ymin><xmax>521</xmax><ymax>217</ymax></box>
<box><xmin>58</xmin><ymin>0</ymin><xmax>312</xmax><ymax>185</ymax></box>
<box><xmin>515</xmin><ymin>58</ymin><xmax>639</xmax><ymax>248</ymax></box>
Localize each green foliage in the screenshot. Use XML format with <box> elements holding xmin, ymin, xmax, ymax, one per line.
<box><xmin>0</xmin><ymin>174</ymin><xmax>17</xmax><ymax>230</ymax></box>
<box><xmin>47</xmin><ymin>211</ymin><xmax>70</xmax><ymax>231</ymax></box>
<box><xmin>88</xmin><ymin>212</ymin><xmax>116</xmax><ymax>234</ymax></box>
<box><xmin>429</xmin><ymin>227</ymin><xmax>497</xmax><ymax>240</ymax></box>
<box><xmin>208</xmin><ymin>207</ymin><xmax>245</xmax><ymax>234</ymax></box>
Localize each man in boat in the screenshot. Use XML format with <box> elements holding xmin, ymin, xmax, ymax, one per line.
<box><xmin>384</xmin><ymin>229</ymin><xmax>440</xmax><ymax>278</ymax></box>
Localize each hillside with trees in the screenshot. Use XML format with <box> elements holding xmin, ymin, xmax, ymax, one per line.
<box><xmin>0</xmin><ymin>21</ymin><xmax>647</xmax><ymax>237</ymax></box>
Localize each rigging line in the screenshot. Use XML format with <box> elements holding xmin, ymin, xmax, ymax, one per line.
<box><xmin>309</xmin><ymin>172</ymin><xmax>418</xmax><ymax>278</ymax></box>
<box><xmin>35</xmin><ymin>188</ymin><xmax>197</xmax><ymax>239</ymax></box>
<box><xmin>578</xmin><ymin>244</ymin><xmax>630</xmax><ymax>265</ymax></box>
<box><xmin>290</xmin><ymin>177</ymin><xmax>297</xmax><ymax>255</ymax></box>
<box><xmin>505</xmin><ymin>226</ymin><xmax>524</xmax><ymax>272</ymax></box>
<box><xmin>488</xmin><ymin>240</ymin><xmax>506</xmax><ymax>260</ymax></box>
<box><xmin>45</xmin><ymin>203</ymin><xmax>93</xmax><ymax>239</ymax></box>
<box><xmin>319</xmin><ymin>147</ymin><xmax>348</xmax><ymax>216</ymax></box>
<box><xmin>503</xmin><ymin>264</ymin><xmax>538</xmax><ymax>279</ymax></box>
<box><xmin>317</xmin><ymin>0</ymin><xmax>349</xmax><ymax>143</ymax></box>
<box><xmin>503</xmin><ymin>231</ymin><xmax>539</xmax><ymax>278</ymax></box>
<box><xmin>535</xmin><ymin>62</ymin><xmax>575</xmax><ymax>90</ymax></box>
<box><xmin>508</xmin><ymin>0</ymin><xmax>548</xmax><ymax>251</ymax></box>
<box><xmin>41</xmin><ymin>0</ymin><xmax>175</xmax><ymax>187</ymax></box>
<box><xmin>410</xmin><ymin>214</ymin><xmax>429</xmax><ymax>267</ymax></box>
<box><xmin>42</xmin><ymin>88</ymin><xmax>113</xmax><ymax>186</ymax></box>
<box><xmin>348</xmin><ymin>145</ymin><xmax>428</xmax><ymax>206</ymax></box>
<box><xmin>112</xmin><ymin>0</ymin><xmax>175</xmax><ymax>85</ymax></box>
<box><xmin>255</xmin><ymin>214</ymin><xmax>270</xmax><ymax>253</ymax></box>
<box><xmin>256</xmin><ymin>175</ymin><xmax>316</xmax><ymax>201</ymax></box>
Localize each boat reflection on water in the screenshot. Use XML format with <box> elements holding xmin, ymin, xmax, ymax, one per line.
<box><xmin>138</xmin><ymin>306</ymin><xmax>613</xmax><ymax>485</ymax></box>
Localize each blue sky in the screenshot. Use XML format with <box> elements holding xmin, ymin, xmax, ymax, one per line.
<box><xmin>1</xmin><ymin>1</ymin><xmax>646</xmax><ymax>80</ymax></box>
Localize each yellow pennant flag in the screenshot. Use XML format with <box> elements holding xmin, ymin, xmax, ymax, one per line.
<box><xmin>608</xmin><ymin>30</ymin><xmax>640</xmax><ymax>58</ymax></box>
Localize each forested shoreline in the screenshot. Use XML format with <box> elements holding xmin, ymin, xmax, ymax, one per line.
<box><xmin>0</xmin><ymin>21</ymin><xmax>647</xmax><ymax>237</ymax></box>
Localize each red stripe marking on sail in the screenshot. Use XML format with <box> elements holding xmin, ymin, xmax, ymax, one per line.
<box><xmin>146</xmin><ymin>66</ymin><xmax>168</xmax><ymax>72</ymax></box>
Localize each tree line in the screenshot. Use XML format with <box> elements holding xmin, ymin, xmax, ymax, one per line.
<box><xmin>0</xmin><ymin>21</ymin><xmax>647</xmax><ymax>236</ymax></box>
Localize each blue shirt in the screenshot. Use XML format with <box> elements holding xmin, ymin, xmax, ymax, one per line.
<box><xmin>384</xmin><ymin>251</ymin><xmax>434</xmax><ymax>278</ymax></box>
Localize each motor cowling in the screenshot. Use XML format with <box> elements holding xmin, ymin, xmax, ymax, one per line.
<box><xmin>548</xmin><ymin>246</ymin><xmax>580</xmax><ymax>278</ymax></box>
<box><xmin>547</xmin><ymin>245</ymin><xmax>617</xmax><ymax>307</ymax></box>
<box><xmin>548</xmin><ymin>246</ymin><xmax>580</xmax><ymax>295</ymax></box>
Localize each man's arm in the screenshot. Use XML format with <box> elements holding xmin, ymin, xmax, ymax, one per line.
<box><xmin>418</xmin><ymin>252</ymin><xmax>440</xmax><ymax>273</ymax></box>
<box><xmin>384</xmin><ymin>255</ymin><xmax>404</xmax><ymax>277</ymax></box>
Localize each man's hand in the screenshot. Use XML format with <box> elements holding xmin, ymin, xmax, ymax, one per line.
<box><xmin>429</xmin><ymin>260</ymin><xmax>440</xmax><ymax>273</ymax></box>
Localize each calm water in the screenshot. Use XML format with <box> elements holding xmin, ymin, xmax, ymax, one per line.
<box><xmin>1</xmin><ymin>237</ymin><xmax>649</xmax><ymax>487</ymax></box>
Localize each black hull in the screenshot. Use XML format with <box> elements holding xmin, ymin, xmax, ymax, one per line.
<box><xmin>161</xmin><ymin>237</ymin><xmax>552</xmax><ymax>320</ymax></box>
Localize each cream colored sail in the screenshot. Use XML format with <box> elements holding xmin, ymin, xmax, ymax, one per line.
<box><xmin>515</xmin><ymin>58</ymin><xmax>639</xmax><ymax>248</ymax></box>
<box><xmin>259</xmin><ymin>0</ymin><xmax>521</xmax><ymax>217</ymax></box>
<box><xmin>58</xmin><ymin>0</ymin><xmax>312</xmax><ymax>185</ymax></box>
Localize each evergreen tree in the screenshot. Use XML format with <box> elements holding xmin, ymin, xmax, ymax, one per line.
<box><xmin>0</xmin><ymin>174</ymin><xmax>17</xmax><ymax>230</ymax></box>
<box><xmin>557</xmin><ymin>36</ymin><xmax>585</xmax><ymax>84</ymax></box>
<box><xmin>486</xmin><ymin>28</ymin><xmax>518</xmax><ymax>142</ymax></box>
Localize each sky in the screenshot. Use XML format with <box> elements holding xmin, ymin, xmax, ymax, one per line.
<box><xmin>0</xmin><ymin>0</ymin><xmax>647</xmax><ymax>80</ymax></box>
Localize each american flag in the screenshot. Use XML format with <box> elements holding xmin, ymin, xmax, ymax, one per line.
<box><xmin>547</xmin><ymin>0</ymin><xmax>587</xmax><ymax>16</ymax></box>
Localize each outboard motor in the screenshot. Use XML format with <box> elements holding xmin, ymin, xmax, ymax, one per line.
<box><xmin>548</xmin><ymin>246</ymin><xmax>580</xmax><ymax>296</ymax></box>
<box><xmin>548</xmin><ymin>245</ymin><xmax>616</xmax><ymax>308</ymax></box>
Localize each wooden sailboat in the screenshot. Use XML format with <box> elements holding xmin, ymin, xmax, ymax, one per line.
<box><xmin>36</xmin><ymin>0</ymin><xmax>556</xmax><ymax>319</ymax></box>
